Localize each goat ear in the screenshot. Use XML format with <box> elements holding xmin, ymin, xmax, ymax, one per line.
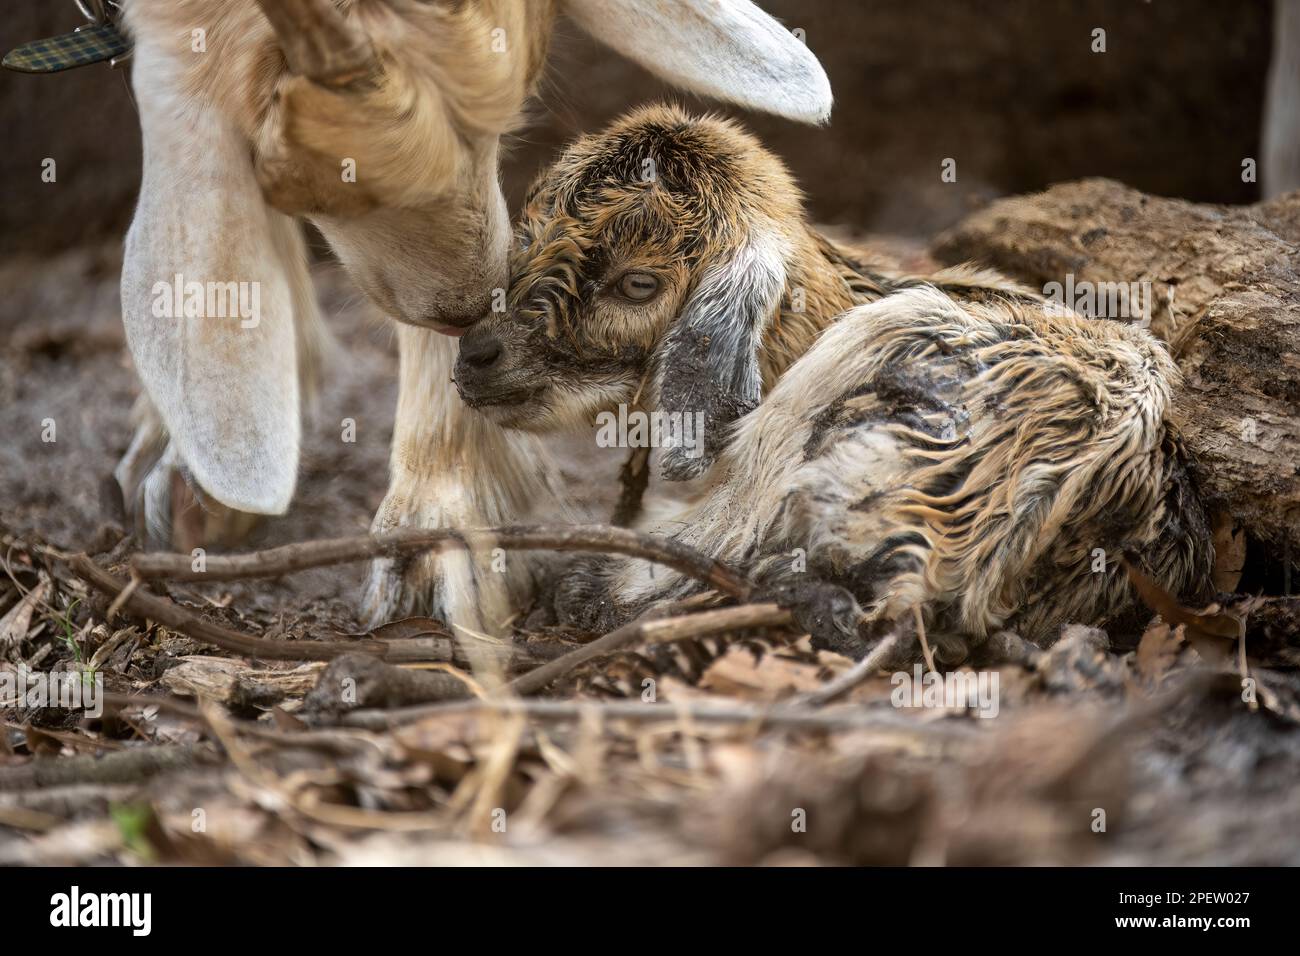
<box><xmin>562</xmin><ymin>0</ymin><xmax>832</xmax><ymax>124</ymax></box>
<box><xmin>654</xmin><ymin>240</ymin><xmax>786</xmax><ymax>481</ymax></box>
<box><xmin>120</xmin><ymin>41</ymin><xmax>304</xmax><ymax>515</ymax></box>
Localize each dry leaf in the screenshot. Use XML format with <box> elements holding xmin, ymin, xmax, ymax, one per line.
<box><xmin>1210</xmin><ymin>511</ymin><xmax>1247</xmax><ymax>592</ymax></box>
<box><xmin>699</xmin><ymin>646</ymin><xmax>836</xmax><ymax>701</ymax></box>
<box><xmin>1135</xmin><ymin>621</ymin><xmax>1184</xmax><ymax>682</ymax></box>
<box><xmin>1122</xmin><ymin>557</ymin><xmax>1243</xmax><ymax>643</ymax></box>
<box><xmin>0</xmin><ymin>577</ymin><xmax>49</xmax><ymax>650</ymax></box>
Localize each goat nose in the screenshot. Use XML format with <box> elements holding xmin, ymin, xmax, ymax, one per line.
<box><xmin>459</xmin><ymin>333</ymin><xmax>503</xmax><ymax>370</ymax></box>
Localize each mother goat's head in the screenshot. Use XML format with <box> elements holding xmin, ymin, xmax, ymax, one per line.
<box><xmin>245</xmin><ymin>0</ymin><xmax>828</xmax><ymax>332</ymax></box>
<box><xmin>121</xmin><ymin>0</ymin><xmax>831</xmax><ymax>517</ymax></box>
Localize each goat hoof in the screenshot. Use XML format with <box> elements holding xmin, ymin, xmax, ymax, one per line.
<box><xmin>359</xmin><ymin>490</ymin><xmax>533</xmax><ymax>635</ymax></box>
<box><xmin>359</xmin><ymin>543</ymin><xmax>522</xmax><ymax>636</ymax></box>
<box><xmin>757</xmin><ymin>578</ymin><xmax>870</xmax><ymax>659</ymax></box>
<box><xmin>933</xmin><ymin>634</ymin><xmax>970</xmax><ymax>667</ymax></box>
<box><xmin>117</xmin><ymin>440</ymin><xmax>263</xmax><ymax>552</ymax></box>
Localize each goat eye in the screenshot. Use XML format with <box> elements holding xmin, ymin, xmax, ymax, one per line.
<box><xmin>615</xmin><ymin>272</ymin><xmax>660</xmax><ymax>302</ymax></box>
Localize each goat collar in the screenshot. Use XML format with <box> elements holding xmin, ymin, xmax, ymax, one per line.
<box><xmin>3</xmin><ymin>1</ymin><xmax>130</xmax><ymax>74</ymax></box>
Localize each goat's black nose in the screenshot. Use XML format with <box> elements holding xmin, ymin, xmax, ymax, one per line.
<box><xmin>459</xmin><ymin>332</ymin><xmax>503</xmax><ymax>370</ymax></box>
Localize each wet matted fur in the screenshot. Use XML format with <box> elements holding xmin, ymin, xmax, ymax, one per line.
<box><xmin>455</xmin><ymin>104</ymin><xmax>1213</xmax><ymax>655</ymax></box>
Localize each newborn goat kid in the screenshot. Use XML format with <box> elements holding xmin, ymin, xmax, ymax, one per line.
<box><xmin>455</xmin><ymin>106</ymin><xmax>1212</xmax><ymax>656</ymax></box>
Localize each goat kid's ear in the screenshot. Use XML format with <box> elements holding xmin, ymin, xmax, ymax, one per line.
<box><xmin>561</xmin><ymin>0</ymin><xmax>833</xmax><ymax>124</ymax></box>
<box><xmin>654</xmin><ymin>240</ymin><xmax>786</xmax><ymax>481</ymax></box>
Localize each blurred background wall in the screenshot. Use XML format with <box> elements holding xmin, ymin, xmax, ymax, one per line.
<box><xmin>0</xmin><ymin>0</ymin><xmax>1273</xmax><ymax>257</ymax></box>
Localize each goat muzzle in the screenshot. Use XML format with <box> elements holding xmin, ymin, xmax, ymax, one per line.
<box><xmin>453</xmin><ymin>326</ymin><xmax>533</xmax><ymax>409</ymax></box>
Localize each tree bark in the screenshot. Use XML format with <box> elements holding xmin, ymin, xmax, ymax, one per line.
<box><xmin>933</xmin><ymin>178</ymin><xmax>1300</xmax><ymax>561</ymax></box>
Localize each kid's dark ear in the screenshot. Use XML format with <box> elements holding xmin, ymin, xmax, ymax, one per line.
<box><xmin>654</xmin><ymin>241</ymin><xmax>785</xmax><ymax>480</ymax></box>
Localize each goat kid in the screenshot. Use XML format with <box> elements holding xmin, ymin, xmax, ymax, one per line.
<box><xmin>116</xmin><ymin>0</ymin><xmax>831</xmax><ymax>633</ymax></box>
<box><xmin>454</xmin><ymin>105</ymin><xmax>1214</xmax><ymax>657</ymax></box>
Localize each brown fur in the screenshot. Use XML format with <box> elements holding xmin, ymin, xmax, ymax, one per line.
<box><xmin>455</xmin><ymin>104</ymin><xmax>1214</xmax><ymax>653</ymax></box>
<box><xmin>118</xmin><ymin>3</ymin><xmax>837</xmax><ymax>636</ymax></box>
<box><xmin>456</xmin><ymin>105</ymin><xmax>1035</xmax><ymax>430</ymax></box>
<box><xmin>129</xmin><ymin>0</ymin><xmax>555</xmax><ymax>216</ymax></box>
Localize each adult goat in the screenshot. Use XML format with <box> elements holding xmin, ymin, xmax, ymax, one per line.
<box><xmin>115</xmin><ymin>0</ymin><xmax>832</xmax><ymax>634</ymax></box>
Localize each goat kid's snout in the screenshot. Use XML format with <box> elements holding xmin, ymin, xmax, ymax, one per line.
<box><xmin>458</xmin><ymin>328</ymin><xmax>504</xmax><ymax>373</ymax></box>
<box><xmin>453</xmin><ymin>321</ymin><xmax>534</xmax><ymax>412</ymax></box>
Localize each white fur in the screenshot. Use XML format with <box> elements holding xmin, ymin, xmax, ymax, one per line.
<box><xmin>562</xmin><ymin>0</ymin><xmax>833</xmax><ymax>124</ymax></box>
<box><xmin>363</xmin><ymin>326</ymin><xmax>573</xmax><ymax>632</ymax></box>
<box><xmin>653</xmin><ymin>232</ymin><xmax>786</xmax><ymax>478</ymax></box>
<box><xmin>117</xmin><ymin>0</ymin><xmax>835</xmax><ymax>632</ymax></box>
<box><xmin>122</xmin><ymin>32</ymin><xmax>305</xmax><ymax>515</ymax></box>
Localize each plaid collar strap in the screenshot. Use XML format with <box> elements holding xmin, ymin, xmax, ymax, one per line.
<box><xmin>3</xmin><ymin>8</ymin><xmax>131</xmax><ymax>74</ymax></box>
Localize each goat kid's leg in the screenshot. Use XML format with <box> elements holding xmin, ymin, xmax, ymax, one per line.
<box><xmin>361</xmin><ymin>325</ymin><xmax>560</xmax><ymax>634</ymax></box>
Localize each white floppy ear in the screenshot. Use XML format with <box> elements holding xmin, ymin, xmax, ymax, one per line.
<box><xmin>654</xmin><ymin>237</ymin><xmax>786</xmax><ymax>481</ymax></box>
<box><xmin>120</xmin><ymin>39</ymin><xmax>303</xmax><ymax>516</ymax></box>
<box><xmin>562</xmin><ymin>0</ymin><xmax>833</xmax><ymax>124</ymax></box>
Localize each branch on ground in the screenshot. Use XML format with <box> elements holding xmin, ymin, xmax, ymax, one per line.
<box><xmin>129</xmin><ymin>524</ymin><xmax>750</xmax><ymax>600</ymax></box>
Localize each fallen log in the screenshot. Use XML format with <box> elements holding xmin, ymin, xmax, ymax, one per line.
<box><xmin>934</xmin><ymin>178</ymin><xmax>1300</xmax><ymax>569</ymax></box>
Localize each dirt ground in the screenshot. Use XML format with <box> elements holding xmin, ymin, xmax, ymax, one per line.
<box><xmin>2</xmin><ymin>242</ymin><xmax>1299</xmax><ymax>866</ymax></box>
<box><xmin>0</xmin><ymin>240</ymin><xmax>633</xmax><ymax>618</ymax></box>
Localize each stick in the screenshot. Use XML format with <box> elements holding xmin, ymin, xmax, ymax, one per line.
<box><xmin>129</xmin><ymin>524</ymin><xmax>750</xmax><ymax>599</ymax></box>
<box><xmin>612</xmin><ymin>447</ymin><xmax>652</xmax><ymax>527</ymax></box>
<box><xmin>914</xmin><ymin>605</ymin><xmax>936</xmax><ymax>674</ymax></box>
<box><xmin>795</xmin><ymin>632</ymin><xmax>902</xmax><ymax>707</ymax></box>
<box><xmin>71</xmin><ymin>555</ymin><xmax>461</xmax><ymax>663</ymax></box>
<box><xmin>0</xmin><ymin>744</ymin><xmax>215</xmax><ymax>792</ymax></box>
<box><xmin>336</xmin><ymin>694</ymin><xmax>979</xmax><ymax>738</ymax></box>
<box><xmin>102</xmin><ymin>691</ymin><xmax>204</xmax><ymax>722</ymax></box>
<box><xmin>508</xmin><ymin>603</ymin><xmax>794</xmax><ymax>697</ymax></box>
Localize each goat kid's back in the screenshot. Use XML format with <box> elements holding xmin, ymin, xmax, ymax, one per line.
<box><xmin>599</xmin><ymin>286</ymin><xmax>1213</xmax><ymax>654</ymax></box>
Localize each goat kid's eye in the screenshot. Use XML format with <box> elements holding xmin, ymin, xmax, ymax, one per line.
<box><xmin>615</xmin><ymin>272</ymin><xmax>661</xmax><ymax>302</ymax></box>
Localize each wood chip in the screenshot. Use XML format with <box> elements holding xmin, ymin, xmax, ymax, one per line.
<box><xmin>0</xmin><ymin>577</ymin><xmax>49</xmax><ymax>650</ymax></box>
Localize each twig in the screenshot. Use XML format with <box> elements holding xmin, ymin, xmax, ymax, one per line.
<box><xmin>795</xmin><ymin>632</ymin><xmax>902</xmax><ymax>707</ymax></box>
<box><xmin>336</xmin><ymin>695</ymin><xmax>979</xmax><ymax>738</ymax></box>
<box><xmin>129</xmin><ymin>524</ymin><xmax>750</xmax><ymax>599</ymax></box>
<box><xmin>914</xmin><ymin>605</ymin><xmax>936</xmax><ymax>674</ymax></box>
<box><xmin>508</xmin><ymin>603</ymin><xmax>794</xmax><ymax>697</ymax></box>
<box><xmin>0</xmin><ymin>744</ymin><xmax>215</xmax><ymax>792</ymax></box>
<box><xmin>612</xmin><ymin>447</ymin><xmax>652</xmax><ymax>527</ymax></box>
<box><xmin>71</xmin><ymin>554</ymin><xmax>462</xmax><ymax>663</ymax></box>
<box><xmin>105</xmin><ymin>571</ymin><xmax>142</xmax><ymax>624</ymax></box>
<box><xmin>101</xmin><ymin>690</ymin><xmax>204</xmax><ymax>722</ymax></box>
